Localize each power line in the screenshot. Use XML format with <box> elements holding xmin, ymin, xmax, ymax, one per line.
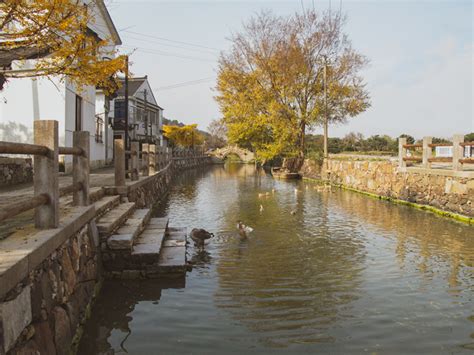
<box><xmin>154</xmin><ymin>77</ymin><xmax>215</xmax><ymax>91</ymax></box>
<box><xmin>121</xmin><ymin>33</ymin><xmax>218</xmax><ymax>56</ymax></box>
<box><xmin>122</xmin><ymin>30</ymin><xmax>220</xmax><ymax>53</ymax></box>
<box><xmin>121</xmin><ymin>45</ymin><xmax>216</xmax><ymax>63</ymax></box>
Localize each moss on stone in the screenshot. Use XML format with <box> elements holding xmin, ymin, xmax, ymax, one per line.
<box><xmin>303</xmin><ymin>176</ymin><xmax>474</xmax><ymax>225</ymax></box>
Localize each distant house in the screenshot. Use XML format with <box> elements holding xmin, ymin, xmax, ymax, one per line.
<box><xmin>435</xmin><ymin>146</ymin><xmax>472</xmax><ymax>158</ymax></box>
<box><xmin>112</xmin><ymin>76</ymin><xmax>164</xmax><ymax>146</ymax></box>
<box><xmin>0</xmin><ymin>1</ymin><xmax>122</xmax><ymax>172</ymax></box>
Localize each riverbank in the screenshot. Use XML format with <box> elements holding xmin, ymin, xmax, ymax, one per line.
<box><xmin>300</xmin><ymin>157</ymin><xmax>474</xmax><ymax>224</ymax></box>
<box><xmin>0</xmin><ymin>156</ymin><xmax>213</xmax><ymax>355</ymax></box>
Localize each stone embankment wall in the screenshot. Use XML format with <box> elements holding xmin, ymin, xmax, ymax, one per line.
<box><xmin>0</xmin><ymin>156</ymin><xmax>212</xmax><ymax>354</ymax></box>
<box><xmin>0</xmin><ymin>208</ymin><xmax>98</xmax><ymax>355</ymax></box>
<box><xmin>301</xmin><ymin>158</ymin><xmax>474</xmax><ymax>218</ymax></box>
<box><xmin>0</xmin><ymin>157</ymin><xmax>33</xmax><ymax>187</ymax></box>
<box><xmin>128</xmin><ymin>156</ymin><xmax>212</xmax><ymax>208</ymax></box>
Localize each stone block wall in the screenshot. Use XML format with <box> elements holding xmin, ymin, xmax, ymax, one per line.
<box><xmin>0</xmin><ymin>158</ymin><xmax>33</xmax><ymax>187</ymax></box>
<box><xmin>301</xmin><ymin>158</ymin><xmax>474</xmax><ymax>217</ymax></box>
<box><xmin>0</xmin><ymin>221</ymin><xmax>100</xmax><ymax>355</ymax></box>
<box><xmin>128</xmin><ymin>156</ymin><xmax>212</xmax><ymax>208</ymax></box>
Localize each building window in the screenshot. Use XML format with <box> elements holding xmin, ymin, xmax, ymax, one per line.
<box><xmin>95</xmin><ymin>116</ymin><xmax>104</xmax><ymax>143</ymax></box>
<box><xmin>75</xmin><ymin>95</ymin><xmax>82</xmax><ymax>131</ymax></box>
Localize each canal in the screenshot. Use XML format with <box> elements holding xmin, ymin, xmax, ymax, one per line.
<box><xmin>79</xmin><ymin>164</ymin><xmax>474</xmax><ymax>354</ymax></box>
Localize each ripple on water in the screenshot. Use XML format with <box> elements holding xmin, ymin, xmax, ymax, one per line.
<box><xmin>78</xmin><ymin>164</ymin><xmax>474</xmax><ymax>354</ymax></box>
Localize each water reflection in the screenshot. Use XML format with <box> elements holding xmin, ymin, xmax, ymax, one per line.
<box><xmin>79</xmin><ymin>164</ymin><xmax>474</xmax><ymax>354</ymax></box>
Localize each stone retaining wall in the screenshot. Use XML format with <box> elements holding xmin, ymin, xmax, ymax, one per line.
<box><xmin>128</xmin><ymin>156</ymin><xmax>212</xmax><ymax>208</ymax></box>
<box><xmin>0</xmin><ymin>208</ymin><xmax>99</xmax><ymax>355</ymax></box>
<box><xmin>300</xmin><ymin>158</ymin><xmax>474</xmax><ymax>218</ymax></box>
<box><xmin>0</xmin><ymin>157</ymin><xmax>33</xmax><ymax>187</ymax></box>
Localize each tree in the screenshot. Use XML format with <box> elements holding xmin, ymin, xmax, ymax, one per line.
<box><xmin>206</xmin><ymin>119</ymin><xmax>227</xmax><ymax>149</ymax></box>
<box><xmin>399</xmin><ymin>134</ymin><xmax>415</xmax><ymax>145</ymax></box>
<box><xmin>163</xmin><ymin>124</ymin><xmax>204</xmax><ymax>148</ymax></box>
<box><xmin>0</xmin><ymin>0</ymin><xmax>126</xmax><ymax>93</ymax></box>
<box><xmin>464</xmin><ymin>133</ymin><xmax>474</xmax><ymax>142</ymax></box>
<box><xmin>216</xmin><ymin>9</ymin><xmax>370</xmax><ymax>161</ymax></box>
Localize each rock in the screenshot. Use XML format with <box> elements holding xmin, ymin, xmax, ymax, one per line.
<box><xmin>0</xmin><ymin>286</ymin><xmax>32</xmax><ymax>353</ymax></box>
<box><xmin>59</xmin><ymin>249</ymin><xmax>76</xmax><ymax>299</ymax></box>
<box><xmin>33</xmin><ymin>321</ymin><xmax>56</xmax><ymax>355</ymax></box>
<box><xmin>52</xmin><ymin>306</ymin><xmax>72</xmax><ymax>355</ymax></box>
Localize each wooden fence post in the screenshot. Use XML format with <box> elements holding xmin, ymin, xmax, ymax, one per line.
<box><xmin>115</xmin><ymin>138</ymin><xmax>125</xmax><ymax>186</ymax></box>
<box><xmin>452</xmin><ymin>134</ymin><xmax>464</xmax><ymax>171</ymax></box>
<box><xmin>422</xmin><ymin>136</ymin><xmax>432</xmax><ymax>169</ymax></box>
<box><xmin>73</xmin><ymin>131</ymin><xmax>89</xmax><ymax>206</ymax></box>
<box><xmin>142</xmin><ymin>143</ymin><xmax>149</xmax><ymax>176</ymax></box>
<box><xmin>34</xmin><ymin>120</ymin><xmax>58</xmax><ymax>229</ymax></box>
<box><xmin>398</xmin><ymin>137</ymin><xmax>407</xmax><ymax>168</ymax></box>
<box><xmin>149</xmin><ymin>144</ymin><xmax>156</xmax><ymax>175</ymax></box>
<box><xmin>131</xmin><ymin>141</ymin><xmax>139</xmax><ymax>181</ymax></box>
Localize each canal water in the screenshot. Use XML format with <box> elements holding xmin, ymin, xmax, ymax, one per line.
<box><xmin>79</xmin><ymin>164</ymin><xmax>474</xmax><ymax>354</ymax></box>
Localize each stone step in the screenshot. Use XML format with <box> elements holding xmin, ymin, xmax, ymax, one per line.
<box><xmin>158</xmin><ymin>227</ymin><xmax>187</xmax><ymax>273</ymax></box>
<box><xmin>94</xmin><ymin>195</ymin><xmax>121</xmax><ymax>218</ymax></box>
<box><xmin>129</xmin><ymin>217</ymin><xmax>169</xmax><ymax>262</ymax></box>
<box><xmin>89</xmin><ymin>187</ymin><xmax>105</xmax><ymax>203</ymax></box>
<box><xmin>96</xmin><ymin>202</ymin><xmax>136</xmax><ymax>237</ymax></box>
<box><xmin>107</xmin><ymin>208</ymin><xmax>152</xmax><ymax>250</ymax></box>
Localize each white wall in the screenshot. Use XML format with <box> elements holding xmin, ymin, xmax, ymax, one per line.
<box><xmin>0</xmin><ymin>76</ymin><xmax>66</xmax><ymax>144</ymax></box>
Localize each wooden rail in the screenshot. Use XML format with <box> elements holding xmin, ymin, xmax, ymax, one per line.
<box><xmin>0</xmin><ymin>121</ymin><xmax>90</xmax><ymax>229</ymax></box>
<box><xmin>0</xmin><ymin>194</ymin><xmax>49</xmax><ymax>224</ymax></box>
<box><xmin>58</xmin><ymin>146</ymin><xmax>84</xmax><ymax>156</ymax></box>
<box><xmin>0</xmin><ymin>141</ymin><xmax>49</xmax><ymax>156</ymax></box>
<box><xmin>1</xmin><ymin>123</ymin><xmax>206</xmax><ymax>229</ymax></box>
<box><xmin>399</xmin><ymin>134</ymin><xmax>473</xmax><ymax>171</ymax></box>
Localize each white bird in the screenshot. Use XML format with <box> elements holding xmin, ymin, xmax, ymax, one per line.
<box><xmin>259</xmin><ymin>204</ymin><xmax>264</xmax><ymax>212</ymax></box>
<box><xmin>294</xmin><ymin>188</ymin><xmax>300</xmax><ymax>194</ymax></box>
<box><xmin>237</xmin><ymin>221</ymin><xmax>253</xmax><ymax>237</ymax></box>
<box><xmin>272</xmin><ymin>188</ymin><xmax>276</xmax><ymax>194</ymax></box>
<box><xmin>290</xmin><ymin>210</ymin><xmax>297</xmax><ymax>215</ymax></box>
<box><xmin>258</xmin><ymin>193</ymin><xmax>265</xmax><ymax>198</ymax></box>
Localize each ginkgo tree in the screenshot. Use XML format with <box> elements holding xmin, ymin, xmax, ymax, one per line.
<box><xmin>216</xmin><ymin>9</ymin><xmax>371</xmax><ymax>163</ymax></box>
<box><xmin>163</xmin><ymin>124</ymin><xmax>204</xmax><ymax>148</ymax></box>
<box><xmin>0</xmin><ymin>0</ymin><xmax>126</xmax><ymax>93</ymax></box>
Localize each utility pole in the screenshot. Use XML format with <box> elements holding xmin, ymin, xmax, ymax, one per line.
<box><xmin>323</xmin><ymin>60</ymin><xmax>329</xmax><ymax>160</ymax></box>
<box><xmin>124</xmin><ymin>56</ymin><xmax>129</xmax><ymax>173</ymax></box>
<box><xmin>124</xmin><ymin>56</ymin><xmax>129</xmax><ymax>151</ymax></box>
<box><xmin>143</xmin><ymin>88</ymin><xmax>148</xmax><ymax>141</ymax></box>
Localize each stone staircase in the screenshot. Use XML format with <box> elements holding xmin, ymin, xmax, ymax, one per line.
<box><xmin>91</xmin><ymin>194</ymin><xmax>187</xmax><ymax>279</ymax></box>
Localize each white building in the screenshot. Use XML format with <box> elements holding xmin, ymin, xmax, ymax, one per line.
<box><xmin>112</xmin><ymin>76</ymin><xmax>164</xmax><ymax>147</ymax></box>
<box><xmin>0</xmin><ymin>1</ymin><xmax>122</xmax><ymax>172</ymax></box>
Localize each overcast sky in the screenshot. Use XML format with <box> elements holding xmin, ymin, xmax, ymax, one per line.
<box><xmin>2</xmin><ymin>0</ymin><xmax>473</xmax><ymax>139</ymax></box>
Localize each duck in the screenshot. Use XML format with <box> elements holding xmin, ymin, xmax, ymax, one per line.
<box><xmin>237</xmin><ymin>221</ymin><xmax>253</xmax><ymax>237</ymax></box>
<box><xmin>190</xmin><ymin>228</ymin><xmax>214</xmax><ymax>248</ymax></box>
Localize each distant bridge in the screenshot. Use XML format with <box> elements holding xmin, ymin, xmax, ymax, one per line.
<box><xmin>209</xmin><ymin>145</ymin><xmax>255</xmax><ymax>163</ymax></box>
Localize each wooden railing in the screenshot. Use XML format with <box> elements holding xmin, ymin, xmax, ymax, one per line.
<box><xmin>0</xmin><ymin>119</ymin><xmax>207</xmax><ymax>229</ymax></box>
<box><xmin>0</xmin><ymin>120</ymin><xmax>89</xmax><ymax>229</ymax></box>
<box><xmin>113</xmin><ymin>138</ymin><xmax>206</xmax><ymax>187</ymax></box>
<box><xmin>399</xmin><ymin>135</ymin><xmax>474</xmax><ymax>171</ymax></box>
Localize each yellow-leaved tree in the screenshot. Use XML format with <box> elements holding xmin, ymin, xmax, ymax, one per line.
<box><xmin>216</xmin><ymin>9</ymin><xmax>371</xmax><ymax>165</ymax></box>
<box><xmin>163</xmin><ymin>124</ymin><xmax>204</xmax><ymax>148</ymax></box>
<box><xmin>0</xmin><ymin>0</ymin><xmax>126</xmax><ymax>94</ymax></box>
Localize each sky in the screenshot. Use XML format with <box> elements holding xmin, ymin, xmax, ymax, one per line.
<box><xmin>1</xmin><ymin>0</ymin><xmax>473</xmax><ymax>139</ymax></box>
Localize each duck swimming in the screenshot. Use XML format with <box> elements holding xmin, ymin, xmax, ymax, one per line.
<box><xmin>237</xmin><ymin>221</ymin><xmax>253</xmax><ymax>237</ymax></box>
<box><xmin>190</xmin><ymin>228</ymin><xmax>214</xmax><ymax>248</ymax></box>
